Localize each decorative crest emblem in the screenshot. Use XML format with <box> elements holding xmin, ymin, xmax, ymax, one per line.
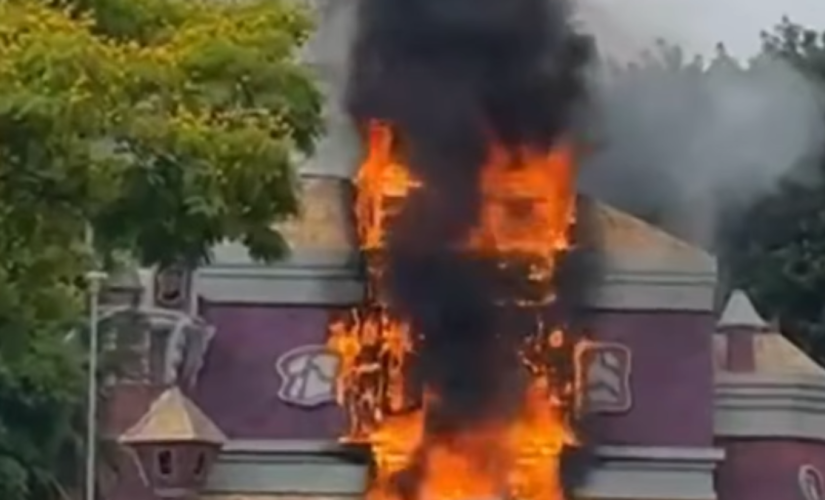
<box><xmin>578</xmin><ymin>342</ymin><xmax>633</xmax><ymax>414</ymax></box>
<box><xmin>799</xmin><ymin>464</ymin><xmax>824</xmax><ymax>500</ymax></box>
<box><xmin>275</xmin><ymin>345</ymin><xmax>339</xmax><ymax>408</ymax></box>
<box><xmin>274</xmin><ymin>341</ymin><xmax>634</xmax><ymax>413</ymax></box>
<box><xmin>153</xmin><ymin>265</ymin><xmax>190</xmax><ymax>309</ymax></box>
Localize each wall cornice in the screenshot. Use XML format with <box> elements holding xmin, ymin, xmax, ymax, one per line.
<box><xmin>196</xmin><ymin>248</ymin><xmax>716</xmax><ymax>312</ymax></box>
<box><xmin>590</xmin><ymin>269</ymin><xmax>716</xmax><ymax>312</ymax></box>
<box><xmin>715</xmin><ymin>372</ymin><xmax>825</xmax><ymax>442</ymax></box>
<box><xmin>205</xmin><ymin>440</ymin><xmax>722</xmax><ymax>500</ymax></box>
<box><xmin>196</xmin><ymin>174</ymin><xmax>718</xmax><ymax>311</ymax></box>
<box><xmin>195</xmin><ymin>254</ymin><xmax>364</xmax><ymax>306</ymax></box>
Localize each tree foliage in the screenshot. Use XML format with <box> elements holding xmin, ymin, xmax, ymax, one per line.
<box><xmin>0</xmin><ymin>0</ymin><xmax>323</xmax><ymax>497</ymax></box>
<box><xmin>725</xmin><ymin>19</ymin><xmax>825</xmax><ymax>359</ymax></box>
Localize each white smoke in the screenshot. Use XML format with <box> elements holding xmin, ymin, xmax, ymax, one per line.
<box><xmin>299</xmin><ymin>0</ymin><xmax>825</xmax><ymax>250</ymax></box>
<box><xmin>299</xmin><ymin>0</ymin><xmax>360</xmax><ymax>177</ymax></box>
<box><xmin>576</xmin><ymin>4</ymin><xmax>825</xmax><ymax>247</ymax></box>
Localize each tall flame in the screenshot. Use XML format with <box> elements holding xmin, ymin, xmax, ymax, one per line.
<box><xmin>328</xmin><ymin>121</ymin><xmax>584</xmax><ymax>500</ymax></box>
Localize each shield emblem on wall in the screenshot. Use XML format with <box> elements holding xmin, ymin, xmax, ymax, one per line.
<box><xmin>799</xmin><ymin>464</ymin><xmax>825</xmax><ymax>500</ymax></box>
<box><xmin>578</xmin><ymin>342</ymin><xmax>633</xmax><ymax>414</ymax></box>
<box><xmin>275</xmin><ymin>345</ymin><xmax>339</xmax><ymax>408</ymax></box>
<box><xmin>273</xmin><ymin>341</ymin><xmax>633</xmax><ymax>413</ymax></box>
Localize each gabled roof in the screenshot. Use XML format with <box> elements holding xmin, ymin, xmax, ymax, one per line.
<box><xmin>752</xmin><ymin>334</ymin><xmax>824</xmax><ymax>376</ymax></box>
<box><xmin>259</xmin><ymin>178</ymin><xmax>717</xmax><ymax>276</ymax></box>
<box><xmin>589</xmin><ymin>199</ymin><xmax>716</xmax><ymax>275</ymax></box>
<box><xmin>119</xmin><ymin>387</ymin><xmax>226</xmax><ymax>445</ymax></box>
<box><xmin>273</xmin><ymin>177</ymin><xmax>356</xmax><ymax>252</ymax></box>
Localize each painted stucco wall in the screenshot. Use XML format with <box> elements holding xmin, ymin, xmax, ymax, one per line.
<box><xmin>589</xmin><ymin>310</ymin><xmax>715</xmax><ymax>448</ymax></box>
<box><xmin>191</xmin><ymin>303</ymin><xmax>715</xmax><ymax>449</ymax></box>
<box><xmin>192</xmin><ymin>304</ymin><xmax>345</xmax><ymax>439</ymax></box>
<box><xmin>717</xmin><ymin>440</ymin><xmax>825</xmax><ymax>500</ymax></box>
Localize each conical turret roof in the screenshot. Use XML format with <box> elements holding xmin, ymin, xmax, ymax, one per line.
<box><xmin>119</xmin><ymin>387</ymin><xmax>226</xmax><ymax>445</ymax></box>
<box><xmin>718</xmin><ymin>290</ymin><xmax>768</xmax><ymax>329</ymax></box>
<box><xmin>713</xmin><ymin>290</ymin><xmax>825</xmax><ymax>377</ymax></box>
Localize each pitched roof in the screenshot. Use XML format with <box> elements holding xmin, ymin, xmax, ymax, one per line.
<box><xmin>260</xmin><ymin>178</ymin><xmax>716</xmax><ymax>275</ymax></box>
<box><xmin>753</xmin><ymin>334</ymin><xmax>824</xmax><ymax>376</ymax></box>
<box><xmin>589</xmin><ymin>199</ymin><xmax>716</xmax><ymax>275</ymax></box>
<box><xmin>119</xmin><ymin>387</ymin><xmax>226</xmax><ymax>445</ymax></box>
<box><xmin>273</xmin><ymin>177</ymin><xmax>355</xmax><ymax>251</ymax></box>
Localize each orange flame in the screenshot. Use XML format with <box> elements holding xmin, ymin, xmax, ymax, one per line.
<box><xmin>328</xmin><ymin>121</ymin><xmax>583</xmax><ymax>500</ymax></box>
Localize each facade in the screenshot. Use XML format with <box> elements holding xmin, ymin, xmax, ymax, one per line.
<box><xmin>103</xmin><ymin>175</ymin><xmax>825</xmax><ymax>500</ymax></box>
<box><xmin>96</xmin><ymin>2</ymin><xmax>825</xmax><ymax>497</ymax></box>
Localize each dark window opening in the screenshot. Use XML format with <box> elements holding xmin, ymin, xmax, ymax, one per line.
<box><xmin>504</xmin><ymin>199</ymin><xmax>534</xmax><ymax>220</ymax></box>
<box><xmin>193</xmin><ymin>452</ymin><xmax>207</xmax><ymax>477</ymax></box>
<box><xmin>156</xmin><ymin>449</ymin><xmax>173</xmax><ymax>477</ymax></box>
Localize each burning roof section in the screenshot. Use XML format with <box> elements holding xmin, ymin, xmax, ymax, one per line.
<box><xmin>270</xmin><ymin>177</ymin><xmax>715</xmax><ymax>278</ymax></box>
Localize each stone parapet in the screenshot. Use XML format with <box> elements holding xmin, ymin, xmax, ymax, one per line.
<box><xmin>203</xmin><ymin>440</ymin><xmax>723</xmax><ymax>500</ymax></box>
<box><xmin>715</xmin><ymin>372</ymin><xmax>825</xmax><ymax>442</ymax></box>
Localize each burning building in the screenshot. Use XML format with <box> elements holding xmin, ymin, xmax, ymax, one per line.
<box><xmin>326</xmin><ymin>121</ymin><xmax>585</xmax><ymax>500</ymax></box>
<box><xmin>103</xmin><ymin>172</ymin><xmax>825</xmax><ymax>500</ymax></box>
<box><xmin>99</xmin><ymin>0</ymin><xmax>825</xmax><ymax>500</ymax></box>
<box><xmin>324</xmin><ymin>0</ymin><xmax>598</xmax><ymax>497</ymax></box>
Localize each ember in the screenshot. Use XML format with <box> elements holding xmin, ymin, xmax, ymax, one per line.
<box><xmin>328</xmin><ymin>0</ymin><xmax>595</xmax><ymax>499</ymax></box>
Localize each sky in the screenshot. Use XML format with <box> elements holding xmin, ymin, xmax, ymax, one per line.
<box><xmin>301</xmin><ymin>0</ymin><xmax>825</xmax><ymax>178</ymax></box>
<box><xmin>581</xmin><ymin>0</ymin><xmax>825</xmax><ymax>59</ymax></box>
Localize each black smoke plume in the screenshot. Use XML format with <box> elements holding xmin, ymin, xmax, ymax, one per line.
<box><xmin>345</xmin><ymin>0</ymin><xmax>597</xmax><ymax>494</ymax></box>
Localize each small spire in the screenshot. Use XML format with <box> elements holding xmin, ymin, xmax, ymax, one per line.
<box><xmin>119</xmin><ymin>387</ymin><xmax>225</xmax><ymax>445</ymax></box>
<box><xmin>718</xmin><ymin>290</ymin><xmax>768</xmax><ymax>330</ymax></box>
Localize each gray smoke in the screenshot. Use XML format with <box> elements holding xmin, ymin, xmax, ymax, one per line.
<box><xmin>576</xmin><ymin>12</ymin><xmax>825</xmax><ymax>248</ymax></box>
<box><xmin>302</xmin><ymin>0</ymin><xmax>825</xmax><ymax>252</ymax></box>
<box><xmin>299</xmin><ymin>0</ymin><xmax>359</xmax><ymax>177</ymax></box>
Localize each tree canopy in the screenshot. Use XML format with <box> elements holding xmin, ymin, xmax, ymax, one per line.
<box><xmin>725</xmin><ymin>19</ymin><xmax>825</xmax><ymax>360</ymax></box>
<box><xmin>0</xmin><ymin>0</ymin><xmax>323</xmax><ymax>497</ymax></box>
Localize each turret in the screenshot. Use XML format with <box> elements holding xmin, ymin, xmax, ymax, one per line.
<box><xmin>716</xmin><ymin>289</ymin><xmax>769</xmax><ymax>372</ymax></box>
<box><xmin>119</xmin><ymin>387</ymin><xmax>226</xmax><ymax>499</ymax></box>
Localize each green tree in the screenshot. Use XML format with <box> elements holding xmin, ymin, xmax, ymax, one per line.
<box><xmin>0</xmin><ymin>0</ymin><xmax>323</xmax><ymax>497</ymax></box>
<box><xmin>724</xmin><ymin>18</ymin><xmax>825</xmax><ymax>360</ymax></box>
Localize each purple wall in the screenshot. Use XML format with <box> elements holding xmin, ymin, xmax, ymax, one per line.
<box><xmin>193</xmin><ymin>303</ymin><xmax>346</xmax><ymax>439</ymax></box>
<box><xmin>193</xmin><ymin>304</ymin><xmax>715</xmax><ymax>448</ymax></box>
<box><xmin>589</xmin><ymin>311</ymin><xmax>715</xmax><ymax>448</ymax></box>
<box><xmin>718</xmin><ymin>440</ymin><xmax>825</xmax><ymax>500</ymax></box>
